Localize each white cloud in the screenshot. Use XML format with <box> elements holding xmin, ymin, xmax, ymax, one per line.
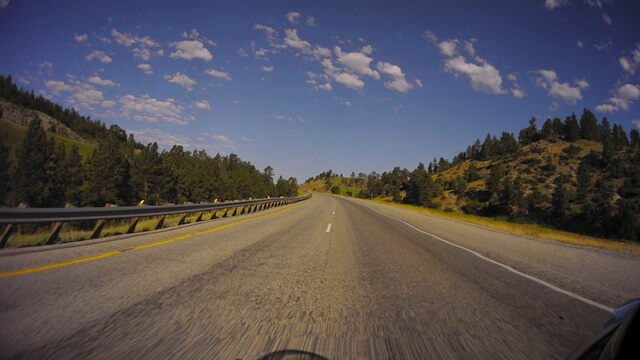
<box><xmin>360</xmin><ymin>45</ymin><xmax>374</xmax><ymax>55</ymax></box>
<box><xmin>438</xmin><ymin>40</ymin><xmax>458</xmax><ymax>57</ymax></box>
<box><xmin>240</xmin><ymin>136</ymin><xmax>254</xmax><ymax>142</ymax></box>
<box><xmin>85</xmin><ymin>50</ymin><xmax>112</xmax><ymax>64</ymax></box>
<box><xmin>334</xmin><ymin>97</ymin><xmax>352</xmax><ymax>107</ymax></box>
<box><xmin>111</xmin><ymin>29</ymin><xmax>159</xmax><ymax>60</ymax></box>
<box><xmin>633</xmin><ymin>119</ymin><xmax>640</xmax><ymax>129</ymax></box>
<box><xmin>127</xmin><ymin>128</ymin><xmax>191</xmax><ymax>148</ymax></box>
<box><xmin>584</xmin><ymin>0</ymin><xmax>610</xmax><ymax>7</ymax></box>
<box><xmin>111</xmin><ymin>29</ymin><xmax>158</xmax><ymax>48</ymax></box>
<box><xmin>212</xmin><ymin>134</ymin><xmax>239</xmax><ymax>149</ymax></box>
<box><xmin>426</xmin><ymin>32</ymin><xmax>504</xmax><ymax>95</ymax></box>
<box><xmin>511</xmin><ymin>87</ymin><xmax>527</xmax><ymax>98</ymax></box>
<box><xmin>101</xmin><ymin>100</ymin><xmax>116</xmax><ymax>109</ymax></box>
<box><xmin>334</xmin><ymin>73</ymin><xmax>365</xmax><ymax>90</ymax></box>
<box><xmin>376</xmin><ymin>61</ymin><xmax>414</xmax><ymax>93</ymax></box>
<box><xmin>170</xmin><ymin>40</ymin><xmax>213</xmax><ymax>61</ymax></box>
<box><xmin>576</xmin><ymin>40</ymin><xmax>585</xmax><ymax>48</ymax></box>
<box><xmin>318</xmin><ymin>83</ymin><xmax>332</xmax><ymax>91</ymax></box>
<box><xmin>0</xmin><ymin>0</ymin><xmax>9</xmax><ymax>9</ymax></box>
<box><xmin>594</xmin><ymin>38</ymin><xmax>612</xmax><ymax>51</ymax></box>
<box><xmin>87</xmin><ymin>76</ymin><xmax>116</xmax><ymax>87</ymax></box>
<box><xmin>602</xmin><ymin>13</ymin><xmax>612</xmax><ymax>25</ymax></box>
<box><xmin>284</xmin><ymin>29</ymin><xmax>310</xmax><ymax>50</ymax></box>
<box><xmin>533</xmin><ymin>69</ymin><xmax>584</xmax><ymax>104</ymax></box>
<box><xmin>45</xmin><ymin>80</ymin><xmax>104</xmax><ymax>109</ymax></box>
<box><xmin>74</xmin><ymin>34</ymin><xmax>88</xmax><ymax>42</ymax></box>
<box><xmin>306</xmin><ymin>16</ymin><xmax>316</xmax><ymax>26</ymax></box>
<box><xmin>507</xmin><ymin>73</ymin><xmax>518</xmax><ymax>82</ymax></box>
<box><xmin>261</xmin><ymin>65</ymin><xmax>274</xmax><ymax>72</ymax></box>
<box><xmin>120</xmin><ymin>94</ymin><xmax>186</xmax><ymax>125</ymax></box>
<box><xmin>137</xmin><ymin>63</ymin><xmax>153</xmax><ymax>75</ymax></box>
<box><xmin>619</xmin><ymin>44</ymin><xmax>640</xmax><ymax>74</ymax></box>
<box><xmin>595</xmin><ymin>84</ymin><xmax>640</xmax><ymax>113</ymax></box>
<box><xmin>164</xmin><ymin>72</ymin><xmax>197</xmax><ymax>91</ymax></box>
<box><xmin>575</xmin><ymin>78</ymin><xmax>590</xmax><ymax>89</ymax></box>
<box><xmin>545</xmin><ymin>0</ymin><xmax>569</xmax><ymax>10</ymax></box>
<box><xmin>334</xmin><ymin>46</ymin><xmax>380</xmax><ymax>80</ymax></box>
<box><xmin>444</xmin><ymin>56</ymin><xmax>504</xmax><ymax>94</ymax></box>
<box><xmin>286</xmin><ymin>11</ymin><xmax>301</xmax><ymax>24</ymax></box>
<box><xmin>254</xmin><ymin>24</ymin><xmax>283</xmax><ymax>49</ymax></box>
<box><xmin>204</xmin><ymin>69</ymin><xmax>232</xmax><ymax>81</ymax></box>
<box><xmin>414</xmin><ymin>79</ymin><xmax>423</xmax><ymax>88</ymax></box>
<box><xmin>194</xmin><ymin>100</ymin><xmax>211</xmax><ymax>110</ymax></box>
<box><xmin>45</xmin><ymin>80</ymin><xmax>72</xmax><ymax>95</ymax></box>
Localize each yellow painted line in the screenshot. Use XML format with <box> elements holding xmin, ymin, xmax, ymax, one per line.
<box><xmin>0</xmin><ymin>251</ymin><xmax>122</xmax><ymax>278</ymax></box>
<box><xmin>0</xmin><ymin>199</ymin><xmax>312</xmax><ymax>278</ymax></box>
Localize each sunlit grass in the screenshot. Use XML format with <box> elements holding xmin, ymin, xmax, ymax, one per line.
<box><xmin>368</xmin><ymin>198</ymin><xmax>640</xmax><ymax>256</ymax></box>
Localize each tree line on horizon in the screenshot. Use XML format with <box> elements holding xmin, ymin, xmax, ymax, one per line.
<box><xmin>311</xmin><ymin>109</ymin><xmax>640</xmax><ymax>242</ymax></box>
<box><xmin>0</xmin><ymin>76</ymin><xmax>298</xmax><ymax>208</ymax></box>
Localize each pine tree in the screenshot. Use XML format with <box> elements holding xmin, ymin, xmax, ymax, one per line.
<box><xmin>16</xmin><ymin>118</ymin><xmax>50</xmax><ymax>206</ymax></box>
<box><xmin>551</xmin><ymin>176</ymin><xmax>570</xmax><ymax>220</ymax></box>
<box><xmin>600</xmin><ymin>117</ymin><xmax>612</xmax><ymax>140</ymax></box>
<box><xmin>510</xmin><ymin>175</ymin><xmax>527</xmax><ymax>217</ymax></box>
<box><xmin>0</xmin><ymin>131</ymin><xmax>10</xmax><ymax>205</ymax></box>
<box><xmin>564</xmin><ymin>114</ymin><xmax>580</xmax><ymax>142</ymax></box>
<box><xmin>488</xmin><ymin>163</ymin><xmax>506</xmax><ymax>205</ymax></box>
<box><xmin>464</xmin><ymin>163</ymin><xmax>480</xmax><ymax>182</ymax></box>
<box><xmin>579</xmin><ymin>108</ymin><xmax>600</xmax><ymax>141</ymax></box>
<box><xmin>630</xmin><ymin>129</ymin><xmax>640</xmax><ymax>148</ymax></box>
<box><xmin>62</xmin><ymin>145</ymin><xmax>84</xmax><ymax>205</ymax></box>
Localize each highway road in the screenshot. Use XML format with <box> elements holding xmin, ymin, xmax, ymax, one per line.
<box><xmin>1</xmin><ymin>193</ymin><xmax>639</xmax><ymax>359</ymax></box>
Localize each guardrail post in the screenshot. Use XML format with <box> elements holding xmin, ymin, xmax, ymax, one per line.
<box><xmin>154</xmin><ymin>216</ymin><xmax>166</xmax><ymax>230</ymax></box>
<box><xmin>211</xmin><ymin>211</ymin><xmax>219</xmax><ymax>220</ymax></box>
<box><xmin>231</xmin><ymin>207</ymin><xmax>238</xmax><ymax>217</ymax></box>
<box><xmin>0</xmin><ymin>224</ymin><xmax>14</xmax><ymax>248</ymax></box>
<box><xmin>44</xmin><ymin>222</ymin><xmax>63</xmax><ymax>245</ymax></box>
<box><xmin>195</xmin><ymin>212</ymin><xmax>204</xmax><ymax>222</ymax></box>
<box><xmin>222</xmin><ymin>208</ymin><xmax>229</xmax><ymax>218</ymax></box>
<box><xmin>126</xmin><ymin>218</ymin><xmax>139</xmax><ymax>234</ymax></box>
<box><xmin>177</xmin><ymin>214</ymin><xmax>188</xmax><ymax>225</ymax></box>
<box><xmin>90</xmin><ymin>220</ymin><xmax>106</xmax><ymax>239</ymax></box>
<box><xmin>240</xmin><ymin>206</ymin><xmax>246</xmax><ymax>215</ymax></box>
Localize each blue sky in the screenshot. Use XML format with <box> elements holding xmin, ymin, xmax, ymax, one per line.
<box><xmin>1</xmin><ymin>0</ymin><xmax>639</xmax><ymax>181</ymax></box>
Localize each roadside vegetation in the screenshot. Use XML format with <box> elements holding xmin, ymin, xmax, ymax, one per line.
<box><xmin>0</xmin><ymin>75</ymin><xmax>299</xmax><ymax>247</ymax></box>
<box><xmin>306</xmin><ymin>110</ymin><xmax>640</xmax><ymax>246</ymax></box>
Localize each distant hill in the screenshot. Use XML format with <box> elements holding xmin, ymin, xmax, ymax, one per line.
<box><xmin>0</xmin><ymin>99</ymin><xmax>96</xmax><ymax>161</ymax></box>
<box><xmin>305</xmin><ymin>112</ymin><xmax>640</xmax><ymax>242</ymax></box>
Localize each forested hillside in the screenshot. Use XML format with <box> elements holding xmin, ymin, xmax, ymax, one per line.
<box><xmin>307</xmin><ymin>110</ymin><xmax>640</xmax><ymax>242</ymax></box>
<box><xmin>0</xmin><ymin>76</ymin><xmax>298</xmax><ymax>207</ymax></box>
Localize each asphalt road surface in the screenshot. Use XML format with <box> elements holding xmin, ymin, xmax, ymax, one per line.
<box><xmin>1</xmin><ymin>193</ymin><xmax>639</xmax><ymax>359</ymax></box>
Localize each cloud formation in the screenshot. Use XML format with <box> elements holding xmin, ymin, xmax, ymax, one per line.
<box><xmin>87</xmin><ymin>76</ymin><xmax>116</xmax><ymax>87</ymax></box>
<box><xmin>137</xmin><ymin>63</ymin><xmax>153</xmax><ymax>75</ymax></box>
<box><xmin>120</xmin><ymin>94</ymin><xmax>186</xmax><ymax>125</ymax></box>
<box><xmin>204</xmin><ymin>69</ymin><xmax>232</xmax><ymax>81</ymax></box>
<box><xmin>425</xmin><ymin>31</ymin><xmax>506</xmax><ymax>95</ymax></box>
<box><xmin>170</xmin><ymin>40</ymin><xmax>213</xmax><ymax>61</ymax></box>
<box><xmin>212</xmin><ymin>134</ymin><xmax>239</xmax><ymax>149</ymax></box>
<box><xmin>194</xmin><ymin>100</ymin><xmax>211</xmax><ymax>110</ymax></box>
<box><xmin>286</xmin><ymin>11</ymin><xmax>301</xmax><ymax>24</ymax></box>
<box><xmin>619</xmin><ymin>44</ymin><xmax>640</xmax><ymax>74</ymax></box>
<box><xmin>545</xmin><ymin>0</ymin><xmax>569</xmax><ymax>10</ymax></box>
<box><xmin>164</xmin><ymin>72</ymin><xmax>197</xmax><ymax>91</ymax></box>
<box><xmin>376</xmin><ymin>61</ymin><xmax>413</xmax><ymax>93</ymax></box>
<box><xmin>74</xmin><ymin>34</ymin><xmax>88</xmax><ymax>42</ymax></box>
<box><xmin>533</xmin><ymin>69</ymin><xmax>585</xmax><ymax>104</ymax></box>
<box><xmin>595</xmin><ymin>84</ymin><xmax>640</xmax><ymax>113</ymax></box>
<box><xmin>85</xmin><ymin>50</ymin><xmax>112</xmax><ymax>64</ymax></box>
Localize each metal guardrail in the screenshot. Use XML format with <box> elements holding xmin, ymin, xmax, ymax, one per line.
<box><xmin>0</xmin><ymin>195</ymin><xmax>311</xmax><ymax>248</ymax></box>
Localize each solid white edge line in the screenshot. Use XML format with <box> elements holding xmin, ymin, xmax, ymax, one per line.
<box><xmin>364</xmin><ymin>204</ymin><xmax>614</xmax><ymax>314</ymax></box>
<box><xmin>326</xmin><ymin>223</ymin><xmax>332</xmax><ymax>233</ymax></box>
